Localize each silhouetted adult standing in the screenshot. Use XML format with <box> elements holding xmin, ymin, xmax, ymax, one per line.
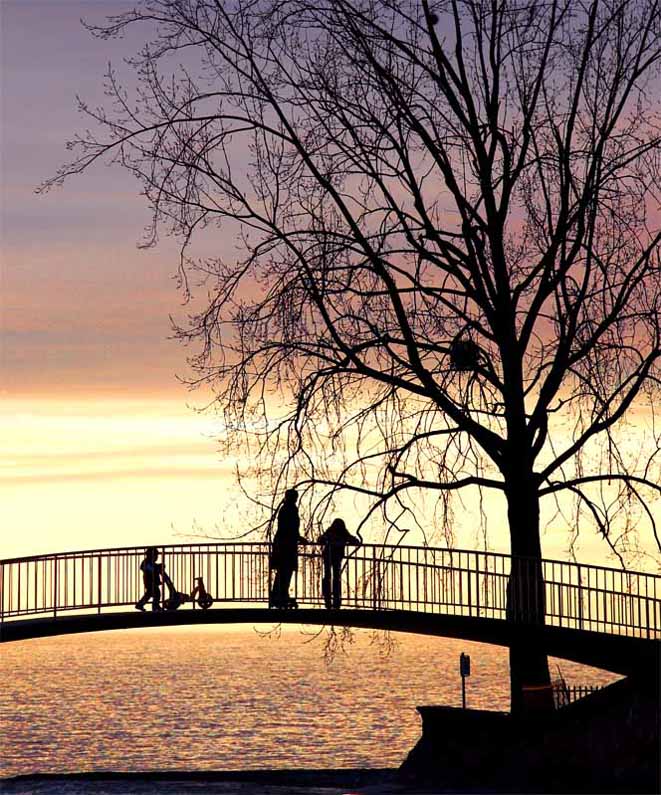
<box><xmin>269</xmin><ymin>489</ymin><xmax>308</xmax><ymax>607</ymax></box>
<box><xmin>318</xmin><ymin>519</ymin><xmax>360</xmax><ymax>609</ymax></box>
<box><xmin>135</xmin><ymin>547</ymin><xmax>172</xmax><ymax>612</ymax></box>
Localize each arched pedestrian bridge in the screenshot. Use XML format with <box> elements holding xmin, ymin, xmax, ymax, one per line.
<box><xmin>1</xmin><ymin>543</ymin><xmax>659</xmax><ymax>675</ymax></box>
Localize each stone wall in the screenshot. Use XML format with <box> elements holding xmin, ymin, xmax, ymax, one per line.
<box><xmin>401</xmin><ymin>674</ymin><xmax>660</xmax><ymax>793</ymax></box>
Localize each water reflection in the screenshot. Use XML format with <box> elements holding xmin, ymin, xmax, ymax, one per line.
<box><xmin>0</xmin><ymin>627</ymin><xmax>618</xmax><ymax>777</ymax></box>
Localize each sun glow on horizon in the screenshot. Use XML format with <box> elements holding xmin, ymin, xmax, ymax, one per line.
<box><xmin>0</xmin><ymin>397</ymin><xmax>249</xmax><ymax>559</ymax></box>
<box><xmin>2</xmin><ymin>395</ymin><xmax>659</xmax><ymax>574</ymax></box>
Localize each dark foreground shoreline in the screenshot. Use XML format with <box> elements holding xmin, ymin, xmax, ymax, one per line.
<box><xmin>0</xmin><ymin>768</ymin><xmax>464</xmax><ymax>795</ymax></box>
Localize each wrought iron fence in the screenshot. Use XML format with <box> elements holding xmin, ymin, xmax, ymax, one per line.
<box><xmin>552</xmin><ymin>680</ymin><xmax>603</xmax><ymax>709</ymax></box>
<box><xmin>0</xmin><ymin>543</ymin><xmax>659</xmax><ymax>640</ymax></box>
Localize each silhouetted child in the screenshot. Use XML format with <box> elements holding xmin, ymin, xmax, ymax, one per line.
<box><xmin>190</xmin><ymin>576</ymin><xmax>214</xmax><ymax>609</ymax></box>
<box><xmin>135</xmin><ymin>547</ymin><xmax>172</xmax><ymax>612</ymax></box>
<box><xmin>318</xmin><ymin>519</ymin><xmax>360</xmax><ymax>609</ymax></box>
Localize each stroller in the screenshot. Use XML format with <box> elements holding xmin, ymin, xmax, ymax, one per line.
<box><xmin>163</xmin><ymin>576</ymin><xmax>214</xmax><ymax>611</ymax></box>
<box><xmin>191</xmin><ymin>577</ymin><xmax>214</xmax><ymax>609</ymax></box>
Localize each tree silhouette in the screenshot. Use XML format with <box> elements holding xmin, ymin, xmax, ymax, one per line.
<box><xmin>44</xmin><ymin>0</ymin><xmax>661</xmax><ymax>714</ymax></box>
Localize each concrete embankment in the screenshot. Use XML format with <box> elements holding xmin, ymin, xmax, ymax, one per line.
<box><xmin>401</xmin><ymin>672</ymin><xmax>660</xmax><ymax>793</ymax></box>
<box><xmin>0</xmin><ymin>769</ymin><xmax>400</xmax><ymax>795</ymax></box>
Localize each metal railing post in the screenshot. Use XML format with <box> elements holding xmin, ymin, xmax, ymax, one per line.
<box><xmin>467</xmin><ymin>557</ymin><xmax>473</xmax><ymax>617</ymax></box>
<box><xmin>577</xmin><ymin>565</ymin><xmax>584</xmax><ymax>630</ymax></box>
<box><xmin>53</xmin><ymin>557</ymin><xmax>58</xmax><ymax>619</ymax></box>
<box><xmin>97</xmin><ymin>555</ymin><xmax>102</xmax><ymax>614</ymax></box>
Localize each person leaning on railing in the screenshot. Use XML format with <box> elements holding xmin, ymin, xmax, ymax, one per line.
<box><xmin>318</xmin><ymin>519</ymin><xmax>361</xmax><ymax>610</ymax></box>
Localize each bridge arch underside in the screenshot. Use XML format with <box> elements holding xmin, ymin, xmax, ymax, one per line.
<box><xmin>2</xmin><ymin>608</ymin><xmax>657</xmax><ymax>677</ymax></box>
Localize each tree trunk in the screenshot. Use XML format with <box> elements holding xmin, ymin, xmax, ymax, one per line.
<box><xmin>505</xmin><ymin>478</ymin><xmax>554</xmax><ymax>716</ymax></box>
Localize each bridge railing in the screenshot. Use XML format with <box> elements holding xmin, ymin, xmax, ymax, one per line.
<box><xmin>1</xmin><ymin>543</ymin><xmax>659</xmax><ymax>639</ymax></box>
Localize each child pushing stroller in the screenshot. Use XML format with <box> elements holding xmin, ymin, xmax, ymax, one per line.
<box><xmin>164</xmin><ymin>575</ymin><xmax>215</xmax><ymax>611</ymax></box>
<box><xmin>135</xmin><ymin>548</ymin><xmax>214</xmax><ymax>612</ymax></box>
<box><xmin>135</xmin><ymin>547</ymin><xmax>170</xmax><ymax>612</ymax></box>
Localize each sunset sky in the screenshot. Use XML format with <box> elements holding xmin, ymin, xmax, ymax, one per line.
<box><xmin>1</xmin><ymin>0</ymin><xmax>237</xmax><ymax>559</ymax></box>
<box><xmin>2</xmin><ymin>1</ymin><xmax>659</xmax><ymax>569</ymax></box>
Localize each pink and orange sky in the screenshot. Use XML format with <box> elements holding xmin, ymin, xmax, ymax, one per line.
<box><xmin>1</xmin><ymin>1</ymin><xmax>238</xmax><ymax>559</ymax></box>
<box><xmin>2</xmin><ymin>1</ymin><xmax>659</xmax><ymax>568</ymax></box>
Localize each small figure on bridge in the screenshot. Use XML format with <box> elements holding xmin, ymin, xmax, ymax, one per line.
<box><xmin>269</xmin><ymin>489</ymin><xmax>309</xmax><ymax>608</ymax></box>
<box><xmin>318</xmin><ymin>519</ymin><xmax>360</xmax><ymax>609</ymax></box>
<box><xmin>135</xmin><ymin>547</ymin><xmax>172</xmax><ymax>612</ymax></box>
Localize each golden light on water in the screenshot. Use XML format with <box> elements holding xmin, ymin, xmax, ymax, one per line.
<box><xmin>0</xmin><ymin>628</ymin><xmax>619</xmax><ymax>778</ymax></box>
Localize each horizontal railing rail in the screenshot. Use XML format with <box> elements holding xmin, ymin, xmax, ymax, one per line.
<box><xmin>1</xmin><ymin>543</ymin><xmax>659</xmax><ymax>640</ymax></box>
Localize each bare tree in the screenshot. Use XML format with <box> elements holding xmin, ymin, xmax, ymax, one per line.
<box><xmin>44</xmin><ymin>0</ymin><xmax>661</xmax><ymax>714</ymax></box>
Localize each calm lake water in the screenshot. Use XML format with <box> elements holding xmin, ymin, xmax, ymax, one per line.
<box><xmin>0</xmin><ymin>626</ymin><xmax>618</xmax><ymax>792</ymax></box>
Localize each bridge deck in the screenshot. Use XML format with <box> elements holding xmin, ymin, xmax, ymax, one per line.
<box><xmin>1</xmin><ymin>543</ymin><xmax>659</xmax><ymax>675</ymax></box>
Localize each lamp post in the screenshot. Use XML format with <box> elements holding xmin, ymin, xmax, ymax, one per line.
<box><xmin>460</xmin><ymin>652</ymin><xmax>471</xmax><ymax>709</ymax></box>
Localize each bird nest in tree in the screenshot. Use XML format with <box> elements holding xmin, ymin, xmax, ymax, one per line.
<box><xmin>449</xmin><ymin>338</ymin><xmax>481</xmax><ymax>371</ymax></box>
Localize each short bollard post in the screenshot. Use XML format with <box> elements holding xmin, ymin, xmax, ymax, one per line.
<box><xmin>460</xmin><ymin>651</ymin><xmax>471</xmax><ymax>709</ymax></box>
